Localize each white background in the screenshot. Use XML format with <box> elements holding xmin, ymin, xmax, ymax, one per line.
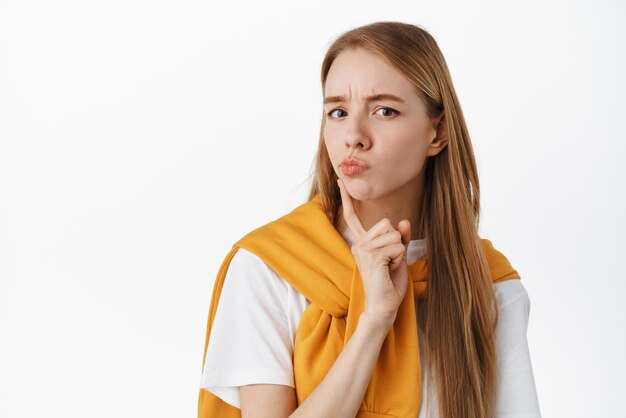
<box><xmin>1</xmin><ymin>1</ymin><xmax>624</xmax><ymax>417</ymax></box>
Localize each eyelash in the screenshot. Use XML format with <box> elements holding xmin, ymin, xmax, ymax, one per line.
<box><xmin>325</xmin><ymin>107</ymin><xmax>400</xmax><ymax>119</ymax></box>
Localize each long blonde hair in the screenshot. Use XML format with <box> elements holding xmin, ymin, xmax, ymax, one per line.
<box><xmin>307</xmin><ymin>21</ymin><xmax>500</xmax><ymax>418</ymax></box>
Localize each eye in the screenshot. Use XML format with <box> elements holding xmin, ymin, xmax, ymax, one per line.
<box><xmin>375</xmin><ymin>107</ymin><xmax>399</xmax><ymax>117</ymax></box>
<box><xmin>326</xmin><ymin>108</ymin><xmax>347</xmax><ymax>119</ymax></box>
<box><xmin>325</xmin><ymin>107</ymin><xmax>400</xmax><ymax>119</ymax></box>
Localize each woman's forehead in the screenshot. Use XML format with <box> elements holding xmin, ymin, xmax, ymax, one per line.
<box><xmin>324</xmin><ymin>50</ymin><xmax>417</xmax><ymax>102</ymax></box>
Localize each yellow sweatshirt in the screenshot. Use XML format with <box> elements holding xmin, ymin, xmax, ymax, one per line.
<box><xmin>198</xmin><ymin>193</ymin><xmax>520</xmax><ymax>418</ymax></box>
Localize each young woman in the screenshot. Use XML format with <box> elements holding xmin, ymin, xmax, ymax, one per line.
<box><xmin>198</xmin><ymin>21</ymin><xmax>541</xmax><ymax>418</ymax></box>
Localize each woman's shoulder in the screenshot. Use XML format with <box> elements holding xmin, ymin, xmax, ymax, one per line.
<box><xmin>223</xmin><ymin>248</ymin><xmax>291</xmax><ymax>310</ymax></box>
<box><xmin>493</xmin><ymin>278</ymin><xmax>530</xmax><ymax>310</ymax></box>
<box><xmin>228</xmin><ymin>247</ymin><xmax>281</xmax><ymax>279</ymax></box>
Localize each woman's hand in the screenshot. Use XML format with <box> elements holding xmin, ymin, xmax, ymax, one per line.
<box><xmin>337</xmin><ymin>179</ymin><xmax>411</xmax><ymax>330</ymax></box>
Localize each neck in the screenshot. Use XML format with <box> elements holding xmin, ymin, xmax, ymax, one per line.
<box><xmin>335</xmin><ymin>176</ymin><xmax>425</xmax><ymax>241</ymax></box>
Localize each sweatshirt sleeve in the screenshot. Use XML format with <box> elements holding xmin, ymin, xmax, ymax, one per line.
<box><xmin>199</xmin><ymin>248</ymin><xmax>295</xmax><ymax>409</ymax></box>
<box><xmin>493</xmin><ymin>279</ymin><xmax>542</xmax><ymax>417</ymax></box>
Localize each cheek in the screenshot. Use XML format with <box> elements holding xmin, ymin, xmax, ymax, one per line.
<box><xmin>323</xmin><ymin>129</ymin><xmax>341</xmax><ymax>160</ymax></box>
<box><xmin>380</xmin><ymin>137</ymin><xmax>428</xmax><ymax>175</ymax></box>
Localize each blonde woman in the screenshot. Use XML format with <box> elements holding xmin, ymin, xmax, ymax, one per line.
<box><xmin>198</xmin><ymin>21</ymin><xmax>541</xmax><ymax>418</ymax></box>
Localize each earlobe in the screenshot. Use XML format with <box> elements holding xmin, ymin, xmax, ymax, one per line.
<box><xmin>428</xmin><ymin>134</ymin><xmax>448</xmax><ymax>157</ymax></box>
<box><xmin>436</xmin><ymin>138</ymin><xmax>448</xmax><ymax>152</ymax></box>
<box><xmin>427</xmin><ymin>137</ymin><xmax>448</xmax><ymax>157</ymax></box>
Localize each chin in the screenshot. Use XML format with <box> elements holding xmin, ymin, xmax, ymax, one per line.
<box><xmin>342</xmin><ymin>179</ymin><xmax>380</xmax><ymax>201</ymax></box>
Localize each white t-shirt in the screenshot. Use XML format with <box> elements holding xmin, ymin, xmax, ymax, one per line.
<box><xmin>200</xmin><ymin>229</ymin><xmax>542</xmax><ymax>417</ymax></box>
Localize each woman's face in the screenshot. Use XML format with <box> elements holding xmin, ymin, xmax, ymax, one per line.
<box><xmin>323</xmin><ymin>47</ymin><xmax>446</xmax><ymax>201</ymax></box>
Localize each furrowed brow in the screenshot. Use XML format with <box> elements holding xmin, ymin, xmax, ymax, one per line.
<box><xmin>323</xmin><ymin>93</ymin><xmax>406</xmax><ymax>105</ymax></box>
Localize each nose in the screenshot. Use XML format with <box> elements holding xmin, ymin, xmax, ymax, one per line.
<box><xmin>344</xmin><ymin>115</ymin><xmax>372</xmax><ymax>151</ymax></box>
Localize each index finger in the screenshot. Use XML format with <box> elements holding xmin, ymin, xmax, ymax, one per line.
<box><xmin>337</xmin><ymin>179</ymin><xmax>366</xmax><ymax>238</ymax></box>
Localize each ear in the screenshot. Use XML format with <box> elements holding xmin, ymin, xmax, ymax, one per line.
<box><xmin>427</xmin><ymin>113</ymin><xmax>448</xmax><ymax>157</ymax></box>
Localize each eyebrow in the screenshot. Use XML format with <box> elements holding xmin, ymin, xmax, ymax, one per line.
<box><xmin>323</xmin><ymin>93</ymin><xmax>406</xmax><ymax>105</ymax></box>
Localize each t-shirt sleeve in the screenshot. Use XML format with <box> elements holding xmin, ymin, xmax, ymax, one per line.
<box><xmin>493</xmin><ymin>279</ymin><xmax>542</xmax><ymax>417</ymax></box>
<box><xmin>199</xmin><ymin>248</ymin><xmax>295</xmax><ymax>409</ymax></box>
